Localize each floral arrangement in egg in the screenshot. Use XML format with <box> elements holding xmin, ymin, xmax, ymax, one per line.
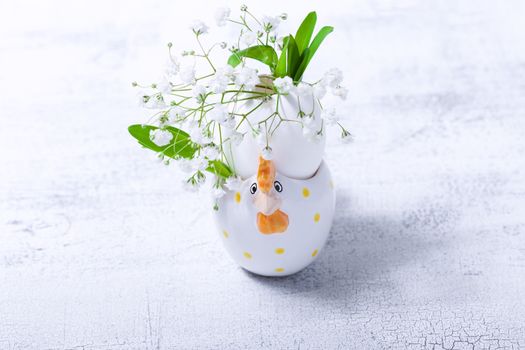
<box><xmin>129</xmin><ymin>6</ymin><xmax>350</xmax><ymax>276</ymax></box>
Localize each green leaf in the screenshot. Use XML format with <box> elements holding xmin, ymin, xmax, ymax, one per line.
<box><xmin>293</xmin><ymin>47</ymin><xmax>311</xmax><ymax>82</ymax></box>
<box><xmin>304</xmin><ymin>26</ymin><xmax>333</xmax><ymax>68</ymax></box>
<box><xmin>206</xmin><ymin>160</ymin><xmax>233</xmax><ymax>178</ymax></box>
<box><xmin>227</xmin><ymin>45</ymin><xmax>278</xmax><ymax>71</ymax></box>
<box><xmin>128</xmin><ymin>124</ymin><xmax>196</xmax><ymax>159</ymax></box>
<box><xmin>295</xmin><ymin>11</ymin><xmax>317</xmax><ymax>55</ymax></box>
<box><xmin>275</xmin><ymin>41</ymin><xmax>288</xmax><ymax>77</ymax></box>
<box><xmin>286</xmin><ymin>35</ymin><xmax>300</xmax><ymax>79</ymax></box>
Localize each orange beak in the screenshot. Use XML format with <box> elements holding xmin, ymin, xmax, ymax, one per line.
<box><xmin>255</xmin><ymin>156</ymin><xmax>289</xmax><ymax>234</ymax></box>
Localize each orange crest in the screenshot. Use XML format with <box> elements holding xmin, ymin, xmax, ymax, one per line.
<box><xmin>257</xmin><ymin>156</ymin><xmax>275</xmax><ymax>193</ymax></box>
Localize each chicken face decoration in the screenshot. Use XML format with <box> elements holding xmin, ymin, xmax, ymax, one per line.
<box><xmin>214</xmin><ymin>156</ymin><xmax>335</xmax><ymax>276</ymax></box>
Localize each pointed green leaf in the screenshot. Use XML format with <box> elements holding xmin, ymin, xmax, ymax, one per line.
<box><xmin>128</xmin><ymin>124</ymin><xmax>196</xmax><ymax>159</ymax></box>
<box><xmin>295</xmin><ymin>11</ymin><xmax>317</xmax><ymax>55</ymax></box>
<box><xmin>293</xmin><ymin>48</ymin><xmax>311</xmax><ymax>82</ymax></box>
<box><xmin>227</xmin><ymin>45</ymin><xmax>278</xmax><ymax>71</ymax></box>
<box><xmin>275</xmin><ymin>40</ymin><xmax>288</xmax><ymax>77</ymax></box>
<box><xmin>304</xmin><ymin>26</ymin><xmax>333</xmax><ymax>68</ymax></box>
<box><xmin>286</xmin><ymin>35</ymin><xmax>300</xmax><ymax>79</ymax></box>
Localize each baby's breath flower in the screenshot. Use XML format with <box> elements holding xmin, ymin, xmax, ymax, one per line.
<box><xmin>149</xmin><ymin>128</ymin><xmax>173</xmax><ymax>147</ymax></box>
<box><xmin>273</xmin><ymin>76</ymin><xmax>293</xmax><ymax>94</ymax></box>
<box><xmin>341</xmin><ymin>128</ymin><xmax>353</xmax><ymax>143</ymax></box>
<box><xmin>212</xmin><ymin>187</ymin><xmax>226</xmax><ymax>199</ymax></box>
<box><xmin>191</xmin><ymin>154</ymin><xmax>208</xmax><ymax>172</ymax></box>
<box><xmin>261</xmin><ymin>146</ymin><xmax>273</xmax><ymax>160</ymax></box>
<box><xmin>279</xmin><ymin>13</ymin><xmax>288</xmax><ymax>20</ymax></box>
<box><xmin>208</xmin><ymin>66</ymin><xmax>233</xmax><ymax>94</ymax></box>
<box><xmin>203</xmin><ymin>145</ymin><xmax>220</xmax><ymax>160</ymax></box>
<box><xmin>219</xmin><ymin>42</ymin><xmax>227</xmax><ymax>49</ymax></box>
<box><xmin>303</xmin><ymin>125</ymin><xmax>322</xmax><ymax>143</ymax></box>
<box><xmin>179</xmin><ymin>65</ymin><xmax>196</xmax><ymax>85</ymax></box>
<box><xmin>225</xmin><ymin>176</ymin><xmax>242</xmax><ymax>191</ymax></box>
<box><xmin>229</xmin><ymin>131</ymin><xmax>244</xmax><ymax>146</ymax></box>
<box><xmin>177</xmin><ymin>158</ymin><xmax>194</xmax><ymax>173</ymax></box>
<box><xmin>157</xmin><ymin>76</ymin><xmax>172</xmax><ymax>95</ymax></box>
<box><xmin>192</xmin><ymin>84</ymin><xmax>207</xmax><ymax>102</ymax></box>
<box><xmin>322</xmin><ymin>107</ymin><xmax>339</xmax><ymax>125</ymax></box>
<box><xmin>168</xmin><ymin>106</ymin><xmax>186</xmax><ymax>123</ymax></box>
<box><xmin>322</xmin><ymin>68</ymin><xmax>343</xmax><ymax>88</ymax></box>
<box><xmin>186</xmin><ymin>120</ymin><xmax>209</xmax><ymax>145</ymax></box>
<box><xmin>214</xmin><ymin>7</ymin><xmax>230</xmax><ymax>27</ymax></box>
<box><xmin>208</xmin><ymin>104</ymin><xmax>230</xmax><ymax>124</ymax></box>
<box><xmin>190</xmin><ymin>20</ymin><xmax>209</xmax><ymax>35</ymax></box>
<box><xmin>164</xmin><ymin>57</ymin><xmax>180</xmax><ymax>77</ymax></box>
<box><xmin>313</xmin><ymin>83</ymin><xmax>327</xmax><ymax>99</ymax></box>
<box><xmin>241</xmin><ymin>31</ymin><xmax>257</xmax><ymax>46</ymax></box>
<box><xmin>296</xmin><ymin>82</ymin><xmax>314</xmax><ymax>97</ymax></box>
<box><xmin>332</xmin><ymin>86</ymin><xmax>348</xmax><ymax>100</ymax></box>
<box><xmin>234</xmin><ymin>66</ymin><xmax>259</xmax><ymax>90</ymax></box>
<box><xmin>262</xmin><ymin>15</ymin><xmax>280</xmax><ymax>32</ymax></box>
<box><xmin>240</xmin><ymin>4</ymin><xmax>247</xmax><ymax>11</ymax></box>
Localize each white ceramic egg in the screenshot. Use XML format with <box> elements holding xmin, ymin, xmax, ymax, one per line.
<box><xmin>223</xmin><ymin>90</ymin><xmax>326</xmax><ymax>180</ymax></box>
<box><xmin>214</xmin><ymin>159</ymin><xmax>335</xmax><ymax>276</ymax></box>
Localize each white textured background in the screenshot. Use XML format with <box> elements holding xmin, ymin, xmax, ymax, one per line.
<box><xmin>1</xmin><ymin>0</ymin><xmax>525</xmax><ymax>349</ymax></box>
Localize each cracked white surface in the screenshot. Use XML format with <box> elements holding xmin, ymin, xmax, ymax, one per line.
<box><xmin>1</xmin><ymin>0</ymin><xmax>525</xmax><ymax>349</ymax></box>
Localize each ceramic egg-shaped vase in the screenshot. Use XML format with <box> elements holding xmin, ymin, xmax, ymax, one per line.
<box><xmin>214</xmin><ymin>85</ymin><xmax>336</xmax><ymax>276</ymax></box>
<box><xmin>214</xmin><ymin>157</ymin><xmax>335</xmax><ymax>276</ymax></box>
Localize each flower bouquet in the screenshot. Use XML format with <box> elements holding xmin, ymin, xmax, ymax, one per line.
<box><xmin>129</xmin><ymin>6</ymin><xmax>350</xmax><ymax>276</ymax></box>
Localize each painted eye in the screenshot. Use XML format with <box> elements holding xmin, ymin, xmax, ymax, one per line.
<box><xmin>274</xmin><ymin>181</ymin><xmax>283</xmax><ymax>192</ymax></box>
<box><xmin>250</xmin><ymin>183</ymin><xmax>258</xmax><ymax>194</ymax></box>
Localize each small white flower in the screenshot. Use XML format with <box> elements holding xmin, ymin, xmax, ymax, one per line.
<box><xmin>165</xmin><ymin>57</ymin><xmax>180</xmax><ymax>77</ymax></box>
<box><xmin>234</xmin><ymin>66</ymin><xmax>259</xmax><ymax>90</ymax></box>
<box><xmin>296</xmin><ymin>82</ymin><xmax>314</xmax><ymax>97</ymax></box>
<box><xmin>276</xmin><ymin>37</ymin><xmax>285</xmax><ymax>50</ymax></box>
<box><xmin>203</xmin><ymin>145</ymin><xmax>220</xmax><ymax>160</ymax></box>
<box><xmin>149</xmin><ymin>128</ymin><xmax>173</xmax><ymax>147</ymax></box>
<box><xmin>322</xmin><ymin>107</ymin><xmax>339</xmax><ymax>125</ymax></box>
<box><xmin>192</xmin><ymin>84</ymin><xmax>207</xmax><ymax>102</ymax></box>
<box><xmin>262</xmin><ymin>15</ymin><xmax>280</xmax><ymax>32</ymax></box>
<box><xmin>207</xmin><ymin>104</ymin><xmax>230</xmax><ymax>124</ymax></box>
<box><xmin>225</xmin><ymin>176</ymin><xmax>242</xmax><ymax>191</ymax></box>
<box><xmin>303</xmin><ymin>125</ymin><xmax>322</xmax><ymax>143</ymax></box>
<box><xmin>313</xmin><ymin>84</ymin><xmax>327</xmax><ymax>99</ymax></box>
<box><xmin>183</xmin><ymin>179</ymin><xmax>199</xmax><ymax>192</ymax></box>
<box><xmin>341</xmin><ymin>130</ymin><xmax>353</xmax><ymax>143</ymax></box>
<box><xmin>273</xmin><ymin>76</ymin><xmax>293</xmax><ymax>94</ymax></box>
<box><xmin>219</xmin><ymin>42</ymin><xmax>227</xmax><ymax>49</ymax></box>
<box><xmin>241</xmin><ymin>31</ymin><xmax>257</xmax><ymax>46</ymax></box>
<box><xmin>208</xmin><ymin>66</ymin><xmax>233</xmax><ymax>94</ymax></box>
<box><xmin>229</xmin><ymin>131</ymin><xmax>244</xmax><ymax>146</ymax></box>
<box><xmin>177</xmin><ymin>158</ymin><xmax>194</xmax><ymax>173</ymax></box>
<box><xmin>190</xmin><ymin>20</ymin><xmax>209</xmax><ymax>35</ymax></box>
<box><xmin>179</xmin><ymin>65</ymin><xmax>196</xmax><ymax>85</ymax></box>
<box><xmin>261</xmin><ymin>146</ymin><xmax>273</xmax><ymax>160</ymax></box>
<box><xmin>168</xmin><ymin>106</ymin><xmax>186</xmax><ymax>123</ymax></box>
<box><xmin>143</xmin><ymin>94</ymin><xmax>167</xmax><ymax>109</ymax></box>
<box><xmin>212</xmin><ymin>187</ymin><xmax>226</xmax><ymax>199</ymax></box>
<box><xmin>322</xmin><ymin>68</ymin><xmax>343</xmax><ymax>88</ymax></box>
<box><xmin>186</xmin><ymin>120</ymin><xmax>208</xmax><ymax>145</ymax></box>
<box><xmin>332</xmin><ymin>86</ymin><xmax>348</xmax><ymax>100</ymax></box>
<box><xmin>214</xmin><ymin>7</ymin><xmax>230</xmax><ymax>26</ymax></box>
<box><xmin>191</xmin><ymin>154</ymin><xmax>208</xmax><ymax>172</ymax></box>
<box><xmin>157</xmin><ymin>76</ymin><xmax>172</xmax><ymax>95</ymax></box>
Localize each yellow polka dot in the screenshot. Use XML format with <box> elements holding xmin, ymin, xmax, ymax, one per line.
<box><xmin>275</xmin><ymin>248</ymin><xmax>285</xmax><ymax>255</ymax></box>
<box><xmin>243</xmin><ymin>252</ymin><xmax>252</xmax><ymax>259</ymax></box>
<box><xmin>222</xmin><ymin>230</ymin><xmax>229</xmax><ymax>238</ymax></box>
<box><xmin>312</xmin><ymin>249</ymin><xmax>318</xmax><ymax>257</ymax></box>
<box><xmin>275</xmin><ymin>268</ymin><xmax>285</xmax><ymax>273</ymax></box>
<box><xmin>314</xmin><ymin>213</ymin><xmax>321</xmax><ymax>223</ymax></box>
<box><xmin>235</xmin><ymin>192</ymin><xmax>241</xmax><ymax>203</ymax></box>
<box><xmin>302</xmin><ymin>187</ymin><xmax>310</xmax><ymax>198</ymax></box>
